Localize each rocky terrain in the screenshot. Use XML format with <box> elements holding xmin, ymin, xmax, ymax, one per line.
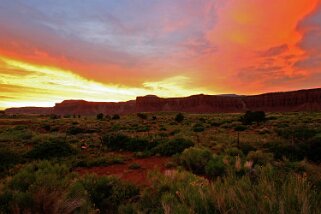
<box><xmin>5</xmin><ymin>88</ymin><xmax>321</xmax><ymax>115</ymax></box>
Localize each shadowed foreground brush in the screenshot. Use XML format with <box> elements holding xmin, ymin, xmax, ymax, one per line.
<box><xmin>133</xmin><ymin>165</ymin><xmax>321</xmax><ymax>214</ymax></box>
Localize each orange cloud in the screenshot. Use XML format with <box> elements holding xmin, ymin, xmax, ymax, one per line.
<box><xmin>198</xmin><ymin>0</ymin><xmax>320</xmax><ymax>93</ymax></box>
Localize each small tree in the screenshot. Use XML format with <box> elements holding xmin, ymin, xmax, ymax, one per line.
<box><xmin>97</xmin><ymin>113</ymin><xmax>104</xmax><ymax>120</ymax></box>
<box><xmin>175</xmin><ymin>113</ymin><xmax>184</xmax><ymax>123</ymax></box>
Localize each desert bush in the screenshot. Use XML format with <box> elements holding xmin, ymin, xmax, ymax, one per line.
<box><xmin>225</xmin><ymin>147</ymin><xmax>244</xmax><ymax>157</ymax></box>
<box><xmin>210</xmin><ymin>121</ymin><xmax>223</xmax><ymax>127</ymax></box>
<box><xmin>246</xmin><ymin>150</ymin><xmax>273</xmax><ymax>165</ymax></box>
<box><xmin>49</xmin><ymin>114</ymin><xmax>60</xmax><ymax>119</ymax></box>
<box><xmin>192</xmin><ymin>123</ymin><xmax>205</xmax><ymax>132</ymax></box>
<box><xmin>102</xmin><ymin>134</ymin><xmax>159</xmax><ymax>152</ymax></box>
<box><xmin>112</xmin><ymin>114</ymin><xmax>120</xmax><ymax>120</ymax></box>
<box><xmin>78</xmin><ymin>175</ymin><xmax>139</xmax><ymax>212</ymax></box>
<box><xmin>67</xmin><ymin>126</ymin><xmax>85</xmax><ymax>135</ymax></box>
<box><xmin>240</xmin><ymin>111</ymin><xmax>266</xmax><ymax>125</ymax></box>
<box><xmin>239</xmin><ymin>143</ymin><xmax>256</xmax><ymax>155</ymax></box>
<box><xmin>74</xmin><ymin>156</ymin><xmax>124</xmax><ymax>168</ymax></box>
<box><xmin>27</xmin><ymin>138</ymin><xmax>75</xmax><ymax>160</ymax></box>
<box><xmin>306</xmin><ymin>135</ymin><xmax>321</xmax><ymax>163</ymax></box>
<box><xmin>234</xmin><ymin>125</ymin><xmax>247</xmax><ymax>131</ymax></box>
<box><xmin>180</xmin><ymin>147</ymin><xmax>213</xmax><ymax>174</ymax></box>
<box><xmin>0</xmin><ymin>161</ymin><xmax>93</xmax><ymax>213</ymax></box>
<box><xmin>102</xmin><ymin>134</ymin><xmax>130</xmax><ymax>151</ymax></box>
<box><xmin>175</xmin><ymin>113</ymin><xmax>184</xmax><ymax>123</ymax></box>
<box><xmin>97</xmin><ymin>113</ymin><xmax>104</xmax><ymax>120</ymax></box>
<box><xmin>265</xmin><ymin>141</ymin><xmax>306</xmax><ymax>161</ymax></box>
<box><xmin>137</xmin><ymin>113</ymin><xmax>148</xmax><ymax>120</ymax></box>
<box><xmin>128</xmin><ymin>163</ymin><xmax>141</xmax><ymax>170</ymax></box>
<box><xmin>135</xmin><ymin>125</ymin><xmax>150</xmax><ymax>132</ymax></box>
<box><xmin>136</xmin><ymin>166</ymin><xmax>321</xmax><ymax>214</ymax></box>
<box><xmin>151</xmin><ymin>138</ymin><xmax>194</xmax><ymax>156</ymax></box>
<box><xmin>205</xmin><ymin>157</ymin><xmax>226</xmax><ymax>178</ymax></box>
<box><xmin>0</xmin><ymin>126</ymin><xmax>33</xmax><ymax>142</ymax></box>
<box><xmin>0</xmin><ymin>149</ymin><xmax>21</xmax><ymax>173</ymax></box>
<box><xmin>276</xmin><ymin>126</ymin><xmax>317</xmax><ymax>142</ymax></box>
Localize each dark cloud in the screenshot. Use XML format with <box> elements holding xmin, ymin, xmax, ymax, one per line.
<box><xmin>296</xmin><ymin>4</ymin><xmax>321</xmax><ymax>71</ymax></box>
<box><xmin>259</xmin><ymin>44</ymin><xmax>289</xmax><ymax>57</ymax></box>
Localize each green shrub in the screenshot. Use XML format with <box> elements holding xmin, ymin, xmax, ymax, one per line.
<box><xmin>79</xmin><ymin>175</ymin><xmax>139</xmax><ymax>212</ymax></box>
<box><xmin>192</xmin><ymin>123</ymin><xmax>205</xmax><ymax>132</ymax></box>
<box><xmin>180</xmin><ymin>147</ymin><xmax>213</xmax><ymax>174</ymax></box>
<box><xmin>138</xmin><ymin>166</ymin><xmax>321</xmax><ymax>214</ymax></box>
<box><xmin>265</xmin><ymin>141</ymin><xmax>306</xmax><ymax>161</ymax></box>
<box><xmin>239</xmin><ymin>143</ymin><xmax>256</xmax><ymax>155</ymax></box>
<box><xmin>74</xmin><ymin>157</ymin><xmax>124</xmax><ymax>168</ymax></box>
<box><xmin>112</xmin><ymin>114</ymin><xmax>120</xmax><ymax>120</ymax></box>
<box><xmin>102</xmin><ymin>134</ymin><xmax>159</xmax><ymax>152</ymax></box>
<box><xmin>205</xmin><ymin>157</ymin><xmax>225</xmax><ymax>178</ymax></box>
<box><xmin>234</xmin><ymin>125</ymin><xmax>247</xmax><ymax>132</ymax></box>
<box><xmin>27</xmin><ymin>138</ymin><xmax>75</xmax><ymax>159</ymax></box>
<box><xmin>97</xmin><ymin>113</ymin><xmax>104</xmax><ymax>120</ymax></box>
<box><xmin>276</xmin><ymin>126</ymin><xmax>317</xmax><ymax>141</ymax></box>
<box><xmin>246</xmin><ymin>150</ymin><xmax>273</xmax><ymax>165</ymax></box>
<box><xmin>137</xmin><ymin>113</ymin><xmax>148</xmax><ymax>120</ymax></box>
<box><xmin>210</xmin><ymin>121</ymin><xmax>223</xmax><ymax>127</ymax></box>
<box><xmin>240</xmin><ymin>111</ymin><xmax>266</xmax><ymax>125</ymax></box>
<box><xmin>152</xmin><ymin>138</ymin><xmax>194</xmax><ymax>156</ymax></box>
<box><xmin>306</xmin><ymin>135</ymin><xmax>321</xmax><ymax>163</ymax></box>
<box><xmin>0</xmin><ymin>161</ymin><xmax>93</xmax><ymax>213</ymax></box>
<box><xmin>102</xmin><ymin>134</ymin><xmax>131</xmax><ymax>151</ymax></box>
<box><xmin>128</xmin><ymin>163</ymin><xmax>141</xmax><ymax>170</ymax></box>
<box><xmin>0</xmin><ymin>126</ymin><xmax>33</xmax><ymax>142</ymax></box>
<box><xmin>0</xmin><ymin>149</ymin><xmax>21</xmax><ymax>172</ymax></box>
<box><xmin>67</xmin><ymin>126</ymin><xmax>85</xmax><ymax>135</ymax></box>
<box><xmin>175</xmin><ymin>113</ymin><xmax>184</xmax><ymax>123</ymax></box>
<box><xmin>224</xmin><ymin>147</ymin><xmax>244</xmax><ymax>157</ymax></box>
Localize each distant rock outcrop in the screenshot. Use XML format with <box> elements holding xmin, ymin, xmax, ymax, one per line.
<box><xmin>4</xmin><ymin>107</ymin><xmax>53</xmax><ymax>115</ymax></box>
<box><xmin>136</xmin><ymin>88</ymin><xmax>321</xmax><ymax>113</ymax></box>
<box><xmin>53</xmin><ymin>100</ymin><xmax>136</xmax><ymax>115</ymax></box>
<box><xmin>5</xmin><ymin>88</ymin><xmax>321</xmax><ymax>115</ymax></box>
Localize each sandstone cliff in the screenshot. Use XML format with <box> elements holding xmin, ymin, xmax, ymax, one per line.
<box><xmin>5</xmin><ymin>88</ymin><xmax>321</xmax><ymax>115</ymax></box>
<box><xmin>4</xmin><ymin>107</ymin><xmax>53</xmax><ymax>115</ymax></box>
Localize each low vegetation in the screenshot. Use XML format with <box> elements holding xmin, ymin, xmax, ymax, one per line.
<box><xmin>0</xmin><ymin>111</ymin><xmax>321</xmax><ymax>213</ymax></box>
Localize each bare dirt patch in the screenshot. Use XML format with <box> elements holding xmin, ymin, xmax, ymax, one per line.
<box><xmin>75</xmin><ymin>155</ymin><xmax>170</xmax><ymax>186</ymax></box>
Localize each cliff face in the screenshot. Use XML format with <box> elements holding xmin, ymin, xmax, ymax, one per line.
<box><xmin>136</xmin><ymin>88</ymin><xmax>321</xmax><ymax>113</ymax></box>
<box><xmin>4</xmin><ymin>107</ymin><xmax>53</xmax><ymax>115</ymax></box>
<box><xmin>135</xmin><ymin>94</ymin><xmax>244</xmax><ymax>113</ymax></box>
<box><xmin>4</xmin><ymin>88</ymin><xmax>321</xmax><ymax>115</ymax></box>
<box><xmin>52</xmin><ymin>100</ymin><xmax>136</xmax><ymax>115</ymax></box>
<box><xmin>242</xmin><ymin>89</ymin><xmax>321</xmax><ymax>111</ymax></box>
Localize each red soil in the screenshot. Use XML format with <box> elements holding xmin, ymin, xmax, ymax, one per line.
<box><xmin>74</xmin><ymin>155</ymin><xmax>170</xmax><ymax>186</ymax></box>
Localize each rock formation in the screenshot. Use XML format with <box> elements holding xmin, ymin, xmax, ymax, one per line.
<box><xmin>4</xmin><ymin>107</ymin><xmax>53</xmax><ymax>115</ymax></box>
<box><xmin>4</xmin><ymin>88</ymin><xmax>321</xmax><ymax>115</ymax></box>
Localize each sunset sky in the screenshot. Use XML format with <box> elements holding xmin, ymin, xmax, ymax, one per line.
<box><xmin>0</xmin><ymin>0</ymin><xmax>320</xmax><ymax>109</ymax></box>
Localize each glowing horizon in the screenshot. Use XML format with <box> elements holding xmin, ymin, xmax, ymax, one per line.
<box><xmin>0</xmin><ymin>0</ymin><xmax>320</xmax><ymax>109</ymax></box>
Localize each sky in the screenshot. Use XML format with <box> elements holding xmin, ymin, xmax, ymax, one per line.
<box><xmin>0</xmin><ymin>0</ymin><xmax>320</xmax><ymax>109</ymax></box>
